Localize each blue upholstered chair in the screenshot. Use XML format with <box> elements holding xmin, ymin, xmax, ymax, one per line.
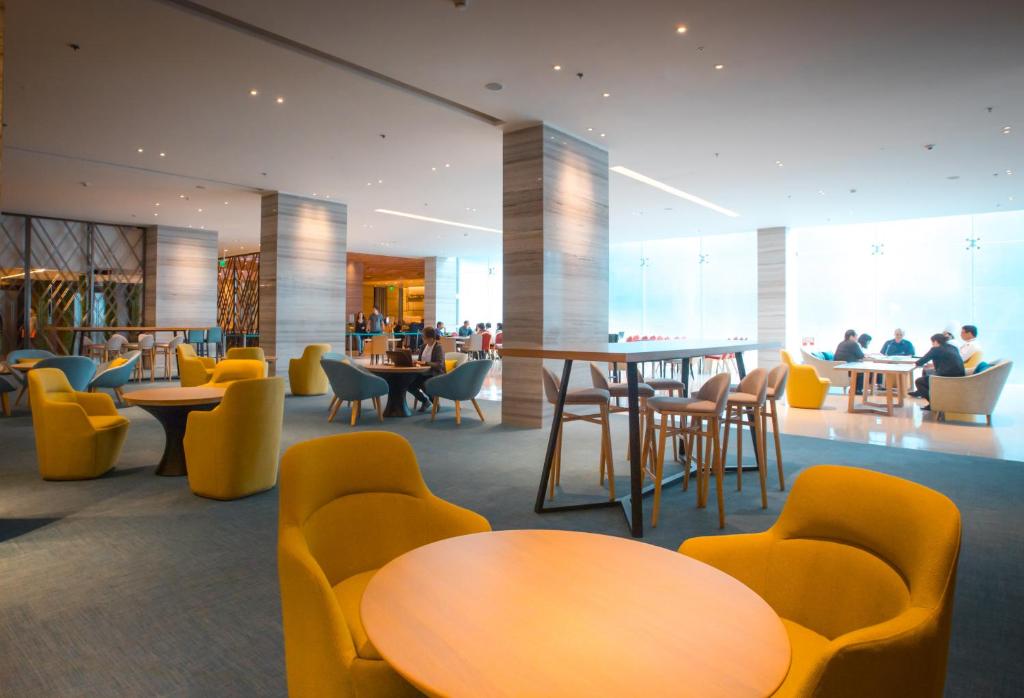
<box><xmin>425</xmin><ymin>359</ymin><xmax>493</xmax><ymax>425</ymax></box>
<box><xmin>0</xmin><ymin>373</ymin><xmax>16</xmax><ymax>416</ymax></box>
<box><xmin>4</xmin><ymin>349</ymin><xmax>56</xmax><ymax>407</ymax></box>
<box><xmin>321</xmin><ymin>351</ymin><xmax>348</xmax><ymax>363</ymax></box>
<box><xmin>88</xmin><ymin>351</ymin><xmax>142</xmax><ymax>405</ymax></box>
<box><xmin>35</xmin><ymin>356</ymin><xmax>98</xmax><ymax>392</ymax></box>
<box><xmin>206</xmin><ymin>326</ymin><xmax>224</xmax><ymax>360</ymax></box>
<box><xmin>186</xmin><ymin>329</ymin><xmax>207</xmax><ymax>356</ymax></box>
<box><xmin>321</xmin><ymin>357</ymin><xmax>388</xmax><ymax>425</ymax></box>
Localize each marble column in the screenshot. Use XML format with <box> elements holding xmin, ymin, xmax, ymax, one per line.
<box><xmin>757</xmin><ymin>226</ymin><xmax>788</xmax><ymax>370</ymax></box>
<box><xmin>259</xmin><ymin>192</ymin><xmax>347</xmax><ymax>365</ymax></box>
<box><xmin>502</xmin><ymin>124</ymin><xmax>609</xmax><ymax>427</ymax></box>
<box><xmin>424</xmin><ymin>256</ymin><xmax>457</xmax><ymax>330</ymax></box>
<box><xmin>346</xmin><ymin>259</ymin><xmax>364</xmax><ymax>321</ymax></box>
<box><xmin>144</xmin><ymin>226</ymin><xmax>218</xmax><ymax>327</ymax></box>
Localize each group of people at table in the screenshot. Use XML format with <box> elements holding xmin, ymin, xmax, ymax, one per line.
<box><xmin>831</xmin><ymin>324</ymin><xmax>981</xmax><ymax>410</ymax></box>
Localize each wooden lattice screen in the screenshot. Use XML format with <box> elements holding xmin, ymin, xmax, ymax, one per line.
<box><xmin>217</xmin><ymin>252</ymin><xmax>259</xmax><ymax>339</ymax></box>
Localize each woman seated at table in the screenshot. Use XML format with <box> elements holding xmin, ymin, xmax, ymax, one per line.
<box><xmin>409</xmin><ymin>327</ymin><xmax>446</xmax><ymax>412</ymax></box>
<box><xmin>881</xmin><ymin>328</ymin><xmax>915</xmax><ymax>356</ymax></box>
<box><xmin>910</xmin><ymin>333</ymin><xmax>965</xmax><ymax>408</ymax></box>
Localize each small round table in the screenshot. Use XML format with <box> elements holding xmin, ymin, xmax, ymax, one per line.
<box><xmin>362</xmin><ymin>529</ymin><xmax>791</xmax><ymax>697</ymax></box>
<box><xmin>365</xmin><ymin>365</ymin><xmax>430</xmax><ymax>417</ymax></box>
<box><xmin>124</xmin><ymin>387</ymin><xmax>225</xmax><ymax>476</ymax></box>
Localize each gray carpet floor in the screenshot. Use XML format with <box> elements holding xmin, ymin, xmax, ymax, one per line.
<box><xmin>1</xmin><ymin>384</ymin><xmax>1022</xmax><ymax>696</ymax></box>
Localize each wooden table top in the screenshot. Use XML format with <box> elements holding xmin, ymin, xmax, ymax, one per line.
<box><xmin>836</xmin><ymin>361</ymin><xmax>918</xmax><ymax>373</ymax></box>
<box><xmin>365</xmin><ymin>365</ymin><xmax>430</xmax><ymax>374</ymax></box>
<box><xmin>865</xmin><ymin>354</ymin><xmax>919</xmax><ymax>363</ymax></box>
<box><xmin>124</xmin><ymin>386</ymin><xmax>225</xmax><ymax>406</ymax></box>
<box><xmin>50</xmin><ymin>326</ymin><xmax>212</xmax><ymax>333</ymax></box>
<box><xmin>500</xmin><ymin>339</ymin><xmax>781</xmax><ymax>363</ymax></box>
<box><xmin>362</xmin><ymin>530</ymin><xmax>791</xmax><ymax>698</ymax></box>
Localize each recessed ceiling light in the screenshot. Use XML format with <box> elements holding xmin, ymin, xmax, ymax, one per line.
<box><xmin>776</xmin><ymin>161</ymin><xmax>784</xmax><ymax>167</ymax></box>
<box><xmin>431</xmin><ymin>166</ymin><xmax>437</xmax><ymax>171</ymax></box>
<box><xmin>179</xmin><ymin>194</ymin><xmax>186</xmax><ymax>199</ymax></box>
<box><xmin>374</xmin><ymin>209</ymin><xmax>502</xmax><ymax>233</ymax></box>
<box><xmin>224</xmin><ymin>200</ymin><xmax>229</xmax><ymax>205</ymax></box>
<box><xmin>445</xmin><ymin>163</ymin><xmax>451</xmax><ymax>168</ymax></box>
<box><xmin>153</xmin><ymin>213</ymin><xmax>158</xmax><ymax>217</ymax></box>
<box><xmin>600</xmin><ymin>133</ymin><xmax>606</xmax><ymax>138</ymax></box>
<box><xmin>610</xmin><ymin>165</ymin><xmax>740</xmax><ymax>217</ymax></box>
<box><xmin>1002</xmin><ymin>126</ymin><xmax>1012</xmax><ymax>133</ymax></box>
<box><xmin>249</xmin><ymin>89</ymin><xmax>259</xmax><ymax>96</ymax></box>
<box><xmin>676</xmin><ymin>25</ymin><xmax>688</xmax><ymax>34</ymax></box>
<box><xmin>587</xmin><ymin>127</ymin><xmax>593</xmax><ymax>132</ymax></box>
<box><xmin>367</xmin><ymin>181</ymin><xmax>373</xmax><ymax>186</ymax></box>
<box><xmin>1007</xmin><ymin>169</ymin><xmax>1014</xmax><ymax>175</ymax></box>
<box><xmin>817</xmin><ymin>190</ymin><xmax>825</xmax><ymax>196</ymax></box>
<box><xmin>714</xmin><ymin>64</ymin><xmax>724</xmax><ymax>70</ymax></box>
<box><xmin>553</xmin><ymin>65</ymin><xmax>562</xmax><ymax>71</ymax></box>
<box><xmin>377</xmin><ymin>179</ymin><xmax>383</xmax><ymax>184</ymax></box>
<box><xmin>312</xmin><ymin>192</ymin><xmax>317</xmax><ymax>196</ymax></box>
<box><xmin>136</xmin><ymin>147</ymin><xmax>144</xmax><ymax>153</ymax></box>
<box><xmin>159</xmin><ymin>152</ymin><xmax>166</xmax><ymax>157</ymax></box>
<box><xmin>276</xmin><ymin>96</ymin><xmax>284</xmax><ymax>104</ymax></box>
<box><xmin>197</xmin><ymin>208</ymin><xmax>203</xmax><ymax>212</ymax></box>
<box><xmin>602</xmin><ymin>92</ymin><xmax>610</xmax><ymax>98</ymax></box>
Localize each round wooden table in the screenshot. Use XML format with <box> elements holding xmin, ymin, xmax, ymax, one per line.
<box><xmin>362</xmin><ymin>530</ymin><xmax>791</xmax><ymax>697</ymax></box>
<box><xmin>364</xmin><ymin>365</ymin><xmax>430</xmax><ymax>417</ymax></box>
<box><xmin>125</xmin><ymin>387</ymin><xmax>225</xmax><ymax>476</ymax></box>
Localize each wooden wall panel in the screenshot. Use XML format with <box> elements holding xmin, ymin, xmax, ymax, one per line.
<box><xmin>502</xmin><ymin>124</ymin><xmax>610</xmax><ymax>427</ymax></box>
<box><xmin>424</xmin><ymin>256</ymin><xmax>457</xmax><ymax>330</ymax></box>
<box><xmin>346</xmin><ymin>260</ymin><xmax>364</xmax><ymax>321</ymax></box>
<box><xmin>259</xmin><ymin>192</ymin><xmax>347</xmax><ymax>365</ymax></box>
<box><xmin>757</xmin><ymin>226</ymin><xmax>787</xmax><ymax>369</ymax></box>
<box><xmin>144</xmin><ymin>225</ymin><xmax>217</xmax><ymax>327</ymax></box>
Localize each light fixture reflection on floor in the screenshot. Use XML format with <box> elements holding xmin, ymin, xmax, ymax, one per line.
<box><xmin>610</xmin><ymin>166</ymin><xmax>740</xmax><ymax>218</ymax></box>
<box><xmin>374</xmin><ymin>209</ymin><xmax>501</xmax><ymax>233</ymax></box>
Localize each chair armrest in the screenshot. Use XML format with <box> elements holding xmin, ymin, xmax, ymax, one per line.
<box><xmin>199</xmin><ymin>357</ymin><xmax>216</xmax><ymax>369</ymax></box>
<box><xmin>75</xmin><ymin>391</ymin><xmax>120</xmax><ymax>416</ymax></box>
<box><xmin>678</xmin><ymin>532</ymin><xmax>775</xmax><ymax>597</ymax></box>
<box><xmin>46</xmin><ymin>401</ymin><xmax>96</xmax><ymax>433</ymax></box>
<box><xmin>426</xmin><ymin>496</ymin><xmax>492</xmax><ymax>539</ymax></box>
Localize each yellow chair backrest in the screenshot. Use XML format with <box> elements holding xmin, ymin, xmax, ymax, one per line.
<box><xmin>208</xmin><ymin>359</ymin><xmax>266</xmax><ymax>385</ymax></box>
<box><xmin>280</xmin><ymin>431</ymin><xmax>489</xmax><ymax>587</ymax></box>
<box><xmin>179</xmin><ymin>343</ymin><xmax>199</xmax><ymax>359</ymax></box>
<box><xmin>780</xmin><ymin>348</ymin><xmax>795</xmax><ymax>366</ymax></box>
<box><xmin>963</xmin><ymin>350</ymin><xmax>983</xmax><ymax>370</ymax></box>
<box><xmin>226</xmin><ymin>347</ymin><xmax>266</xmax><ymax>362</ymax></box>
<box><xmin>301</xmin><ymin>344</ymin><xmax>332</xmax><ymax>363</ymax></box>
<box><xmin>29</xmin><ymin>367</ymin><xmax>78</xmax><ymax>405</ymax></box>
<box><xmin>766</xmin><ymin>466</ymin><xmax>960</xmax><ymax>640</ymax></box>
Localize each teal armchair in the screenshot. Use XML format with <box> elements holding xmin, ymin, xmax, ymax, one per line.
<box><xmin>322</xmin><ymin>357</ymin><xmax>388</xmax><ymax>425</ymax></box>
<box><xmin>89</xmin><ymin>350</ymin><xmax>142</xmax><ymax>405</ymax></box>
<box><xmin>35</xmin><ymin>356</ymin><xmax>97</xmax><ymax>392</ymax></box>
<box><xmin>425</xmin><ymin>359</ymin><xmax>492</xmax><ymax>425</ymax></box>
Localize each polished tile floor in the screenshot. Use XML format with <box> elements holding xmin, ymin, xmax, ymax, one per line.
<box><xmin>461</xmin><ymin>357</ymin><xmax>1023</xmax><ymax>462</ymax></box>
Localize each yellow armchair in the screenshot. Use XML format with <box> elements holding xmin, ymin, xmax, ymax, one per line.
<box><xmin>177</xmin><ymin>343</ymin><xmax>215</xmax><ymax>387</ymax></box>
<box><xmin>289</xmin><ymin>343</ymin><xmax>332</xmax><ymax>396</ymax></box>
<box><xmin>184</xmin><ymin>377</ymin><xmax>285</xmax><ymax>499</ymax></box>
<box><xmin>963</xmin><ymin>350</ymin><xmax>983</xmax><ymax>372</ymax></box>
<box><xmin>278</xmin><ymin>432</ymin><xmax>490</xmax><ymax>697</ymax></box>
<box><xmin>206</xmin><ymin>358</ymin><xmax>266</xmax><ymax>387</ymax></box>
<box><xmin>28</xmin><ymin>368</ymin><xmax>130</xmax><ymax>480</ymax></box>
<box><xmin>679</xmin><ymin>465</ymin><xmax>961</xmax><ymax>697</ymax></box>
<box><xmin>226</xmin><ymin>346</ymin><xmax>266</xmax><ymax>362</ymax></box>
<box><xmin>781</xmin><ymin>349</ymin><xmax>831</xmax><ymax>409</ymax></box>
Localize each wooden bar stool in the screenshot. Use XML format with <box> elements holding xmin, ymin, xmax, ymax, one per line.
<box><xmin>541</xmin><ymin>367</ymin><xmax>615</xmax><ymax>501</ymax></box>
<box><xmin>722</xmin><ymin>368</ymin><xmax>769</xmax><ymax>508</ymax></box>
<box><xmin>643</xmin><ymin>372</ymin><xmax>731</xmax><ymax>528</ymax></box>
<box><xmin>366</xmin><ymin>335</ymin><xmax>388</xmax><ymax>365</ymax></box>
<box><xmin>763</xmin><ymin>363</ymin><xmax>790</xmax><ymax>491</ymax></box>
<box><xmin>590</xmin><ymin>363</ymin><xmax>655</xmax><ymax>464</ymax></box>
<box><xmin>154</xmin><ymin>335</ymin><xmax>183</xmax><ymax>380</ymax></box>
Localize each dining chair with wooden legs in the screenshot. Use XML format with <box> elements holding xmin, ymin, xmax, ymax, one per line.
<box><xmin>154</xmin><ymin>335</ymin><xmax>183</xmax><ymax>380</ymax></box>
<box><xmin>763</xmin><ymin>363</ymin><xmax>790</xmax><ymax>491</ymax></box>
<box><xmin>541</xmin><ymin>367</ymin><xmax>615</xmax><ymax>501</ymax></box>
<box><xmin>643</xmin><ymin>372</ymin><xmax>731</xmax><ymax>528</ymax></box>
<box><xmin>124</xmin><ymin>334</ymin><xmax>157</xmax><ymax>382</ymax></box>
<box><xmin>366</xmin><ymin>334</ymin><xmax>388</xmax><ymax>365</ymax></box>
<box><xmin>722</xmin><ymin>368</ymin><xmax>769</xmax><ymax>509</ymax></box>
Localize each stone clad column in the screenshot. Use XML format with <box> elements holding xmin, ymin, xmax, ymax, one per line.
<box><xmin>423</xmin><ymin>256</ymin><xmax>457</xmax><ymax>329</ymax></box>
<box><xmin>757</xmin><ymin>226</ymin><xmax>788</xmax><ymax>370</ymax></box>
<box><xmin>260</xmin><ymin>192</ymin><xmax>347</xmax><ymax>365</ymax></box>
<box><xmin>144</xmin><ymin>226</ymin><xmax>218</xmax><ymax>327</ymax></box>
<box><xmin>502</xmin><ymin>124</ymin><xmax>609</xmax><ymax>427</ymax></box>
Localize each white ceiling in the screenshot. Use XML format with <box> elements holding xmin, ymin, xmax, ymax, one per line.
<box><xmin>3</xmin><ymin>0</ymin><xmax>1023</xmax><ymax>257</ymax></box>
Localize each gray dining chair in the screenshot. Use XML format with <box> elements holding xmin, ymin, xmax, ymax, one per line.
<box><xmin>425</xmin><ymin>359</ymin><xmax>493</xmax><ymax>425</ymax></box>
<box><xmin>321</xmin><ymin>357</ymin><xmax>388</xmax><ymax>425</ymax></box>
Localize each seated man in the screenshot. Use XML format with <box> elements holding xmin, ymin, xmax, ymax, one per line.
<box><xmin>834</xmin><ymin>329</ymin><xmax>866</xmax><ymax>394</ymax></box>
<box><xmin>458</xmin><ymin>320</ymin><xmax>473</xmax><ymax>337</ymax></box>
<box><xmin>881</xmin><ymin>328</ymin><xmax>915</xmax><ymax>356</ymax></box>
<box><xmin>911</xmin><ymin>333</ymin><xmax>965</xmax><ymax>408</ymax></box>
<box><xmin>408</xmin><ymin>326</ymin><xmax>447</xmax><ymax>412</ymax></box>
<box><xmin>959</xmin><ymin>324</ymin><xmax>981</xmax><ymax>363</ymax></box>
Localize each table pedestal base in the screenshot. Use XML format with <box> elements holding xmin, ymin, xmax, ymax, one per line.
<box><xmin>140</xmin><ymin>403</ymin><xmax>218</xmax><ymax>476</ymax></box>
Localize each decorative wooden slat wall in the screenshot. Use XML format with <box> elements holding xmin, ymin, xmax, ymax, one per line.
<box><xmin>217</xmin><ymin>252</ymin><xmax>260</xmax><ymax>337</ymax></box>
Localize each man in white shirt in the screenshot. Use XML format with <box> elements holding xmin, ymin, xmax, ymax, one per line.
<box><xmin>959</xmin><ymin>325</ymin><xmax>981</xmax><ymax>363</ymax></box>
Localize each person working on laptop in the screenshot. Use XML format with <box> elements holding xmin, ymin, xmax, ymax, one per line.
<box><xmin>409</xmin><ymin>326</ymin><xmax>446</xmax><ymax>412</ymax></box>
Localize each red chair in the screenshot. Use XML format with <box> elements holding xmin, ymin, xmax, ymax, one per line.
<box><xmin>479</xmin><ymin>332</ymin><xmax>492</xmax><ymax>360</ymax></box>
